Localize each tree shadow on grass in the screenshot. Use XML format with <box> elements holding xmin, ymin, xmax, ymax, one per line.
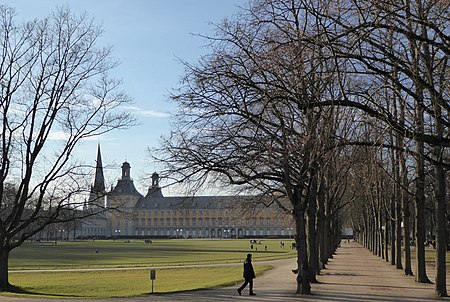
<box><xmin>1</xmin><ymin>284</ymin><xmax>80</xmax><ymax>298</ymax></box>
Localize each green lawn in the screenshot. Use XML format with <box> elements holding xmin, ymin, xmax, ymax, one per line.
<box><xmin>7</xmin><ymin>265</ymin><xmax>271</xmax><ymax>298</ymax></box>
<box><xmin>9</xmin><ymin>239</ymin><xmax>295</xmax><ymax>270</ymax></box>
<box><xmin>424</xmin><ymin>249</ymin><xmax>450</xmax><ymax>264</ymax></box>
<box><xmin>408</xmin><ymin>248</ymin><xmax>450</xmax><ymax>265</ymax></box>
<box><xmin>3</xmin><ymin>239</ymin><xmax>294</xmax><ymax>298</ymax></box>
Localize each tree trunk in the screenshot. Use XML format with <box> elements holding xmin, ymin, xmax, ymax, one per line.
<box><xmin>0</xmin><ymin>247</ymin><xmax>11</xmax><ymax>290</ymax></box>
<box><xmin>390</xmin><ymin>200</ymin><xmax>396</xmax><ymax>266</ymax></box>
<box><xmin>395</xmin><ymin>199</ymin><xmax>403</xmax><ymax>269</ymax></box>
<box><xmin>402</xmin><ymin>196</ymin><xmax>413</xmax><ymax>276</ymax></box>
<box><xmin>378</xmin><ymin>208</ymin><xmax>382</xmax><ymax>258</ymax></box>
<box><xmin>317</xmin><ymin>180</ymin><xmax>327</xmax><ymax>269</ymax></box>
<box><xmin>389</xmin><ymin>99</ymin><xmax>398</xmax><ymax>267</ymax></box>
<box><xmin>403</xmin><ymin>202</ymin><xmax>413</xmax><ymax>276</ymax></box>
<box><xmin>414</xmin><ymin>132</ymin><xmax>430</xmax><ymax>282</ymax></box>
<box><xmin>384</xmin><ymin>211</ymin><xmax>389</xmax><ymax>262</ymax></box>
<box><xmin>399</xmin><ymin>136</ymin><xmax>413</xmax><ymax>275</ymax></box>
<box><xmin>325</xmin><ymin>195</ymin><xmax>333</xmax><ymax>259</ymax></box>
<box><xmin>433</xmin><ymin>156</ymin><xmax>448</xmax><ymax>297</ymax></box>
<box><xmin>296</xmin><ymin>213</ymin><xmax>311</xmax><ymax>294</ymax></box>
<box><xmin>307</xmin><ymin>191</ymin><xmax>318</xmax><ymax>283</ymax></box>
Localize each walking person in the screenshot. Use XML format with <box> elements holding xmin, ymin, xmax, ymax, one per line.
<box><xmin>237</xmin><ymin>253</ymin><xmax>256</xmax><ymax>296</ymax></box>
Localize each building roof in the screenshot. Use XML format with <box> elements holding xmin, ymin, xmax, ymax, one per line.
<box><xmin>109</xmin><ymin>179</ymin><xmax>143</xmax><ymax>198</ymax></box>
<box><xmin>135</xmin><ymin>193</ymin><xmax>257</xmax><ymax>210</ymax></box>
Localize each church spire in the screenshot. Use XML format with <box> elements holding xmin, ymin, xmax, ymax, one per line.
<box><xmin>87</xmin><ymin>144</ymin><xmax>107</xmax><ymax>209</ymax></box>
<box><xmin>92</xmin><ymin>144</ymin><xmax>105</xmax><ymax>193</ymax></box>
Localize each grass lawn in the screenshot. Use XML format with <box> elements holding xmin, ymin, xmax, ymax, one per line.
<box><xmin>3</xmin><ymin>239</ymin><xmax>293</xmax><ymax>298</ymax></box>
<box><xmin>9</xmin><ymin>239</ymin><xmax>296</xmax><ymax>270</ymax></box>
<box><xmin>408</xmin><ymin>247</ymin><xmax>450</xmax><ymax>265</ymax></box>
<box><xmin>424</xmin><ymin>249</ymin><xmax>450</xmax><ymax>265</ymax></box>
<box><xmin>7</xmin><ymin>265</ymin><xmax>271</xmax><ymax>298</ymax></box>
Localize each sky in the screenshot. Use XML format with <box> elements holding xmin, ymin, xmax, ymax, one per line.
<box><xmin>3</xmin><ymin>0</ymin><xmax>245</xmax><ymax>195</ymax></box>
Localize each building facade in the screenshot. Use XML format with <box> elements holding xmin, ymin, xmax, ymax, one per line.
<box><xmin>78</xmin><ymin>146</ymin><xmax>294</xmax><ymax>239</ymax></box>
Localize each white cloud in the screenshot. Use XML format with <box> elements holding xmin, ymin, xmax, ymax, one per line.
<box><xmin>120</xmin><ymin>105</ymin><xmax>171</xmax><ymax>118</ymax></box>
<box><xmin>47</xmin><ymin>131</ymin><xmax>70</xmax><ymax>141</ymax></box>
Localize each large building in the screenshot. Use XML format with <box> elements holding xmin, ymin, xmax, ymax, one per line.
<box><xmin>78</xmin><ymin>146</ymin><xmax>294</xmax><ymax>239</ymax></box>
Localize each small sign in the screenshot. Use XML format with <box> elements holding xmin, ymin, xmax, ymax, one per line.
<box><xmin>150</xmin><ymin>269</ymin><xmax>156</xmax><ymax>294</ymax></box>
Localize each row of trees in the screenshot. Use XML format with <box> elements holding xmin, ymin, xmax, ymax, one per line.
<box><xmin>151</xmin><ymin>0</ymin><xmax>449</xmax><ymax>296</ymax></box>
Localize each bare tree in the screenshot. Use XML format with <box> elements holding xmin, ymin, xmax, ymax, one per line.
<box><xmin>0</xmin><ymin>6</ymin><xmax>134</xmax><ymax>290</ymax></box>
<box><xmin>150</xmin><ymin>0</ymin><xmax>355</xmax><ymax>294</ymax></box>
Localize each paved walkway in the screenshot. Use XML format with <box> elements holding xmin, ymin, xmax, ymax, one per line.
<box><xmin>1</xmin><ymin>242</ymin><xmax>449</xmax><ymax>301</ymax></box>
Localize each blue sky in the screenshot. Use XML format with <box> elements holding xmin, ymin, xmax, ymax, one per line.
<box><xmin>4</xmin><ymin>0</ymin><xmax>244</xmax><ymax>194</ymax></box>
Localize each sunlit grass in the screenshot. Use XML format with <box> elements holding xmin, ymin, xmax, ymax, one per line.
<box><xmin>7</xmin><ymin>265</ymin><xmax>271</xmax><ymax>298</ymax></box>
<box><xmin>407</xmin><ymin>247</ymin><xmax>450</xmax><ymax>264</ymax></box>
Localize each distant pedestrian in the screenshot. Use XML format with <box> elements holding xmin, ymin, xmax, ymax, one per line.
<box><xmin>237</xmin><ymin>254</ymin><xmax>256</xmax><ymax>296</ymax></box>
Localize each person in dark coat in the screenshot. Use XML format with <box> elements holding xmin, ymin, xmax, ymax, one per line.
<box><xmin>237</xmin><ymin>253</ymin><xmax>256</xmax><ymax>296</ymax></box>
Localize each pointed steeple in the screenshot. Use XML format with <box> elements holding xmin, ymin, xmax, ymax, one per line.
<box><xmin>92</xmin><ymin>144</ymin><xmax>105</xmax><ymax>193</ymax></box>
<box><xmin>88</xmin><ymin>144</ymin><xmax>107</xmax><ymax>209</ymax></box>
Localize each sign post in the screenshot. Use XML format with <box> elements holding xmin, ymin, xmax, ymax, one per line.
<box><xmin>150</xmin><ymin>269</ymin><xmax>156</xmax><ymax>294</ymax></box>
